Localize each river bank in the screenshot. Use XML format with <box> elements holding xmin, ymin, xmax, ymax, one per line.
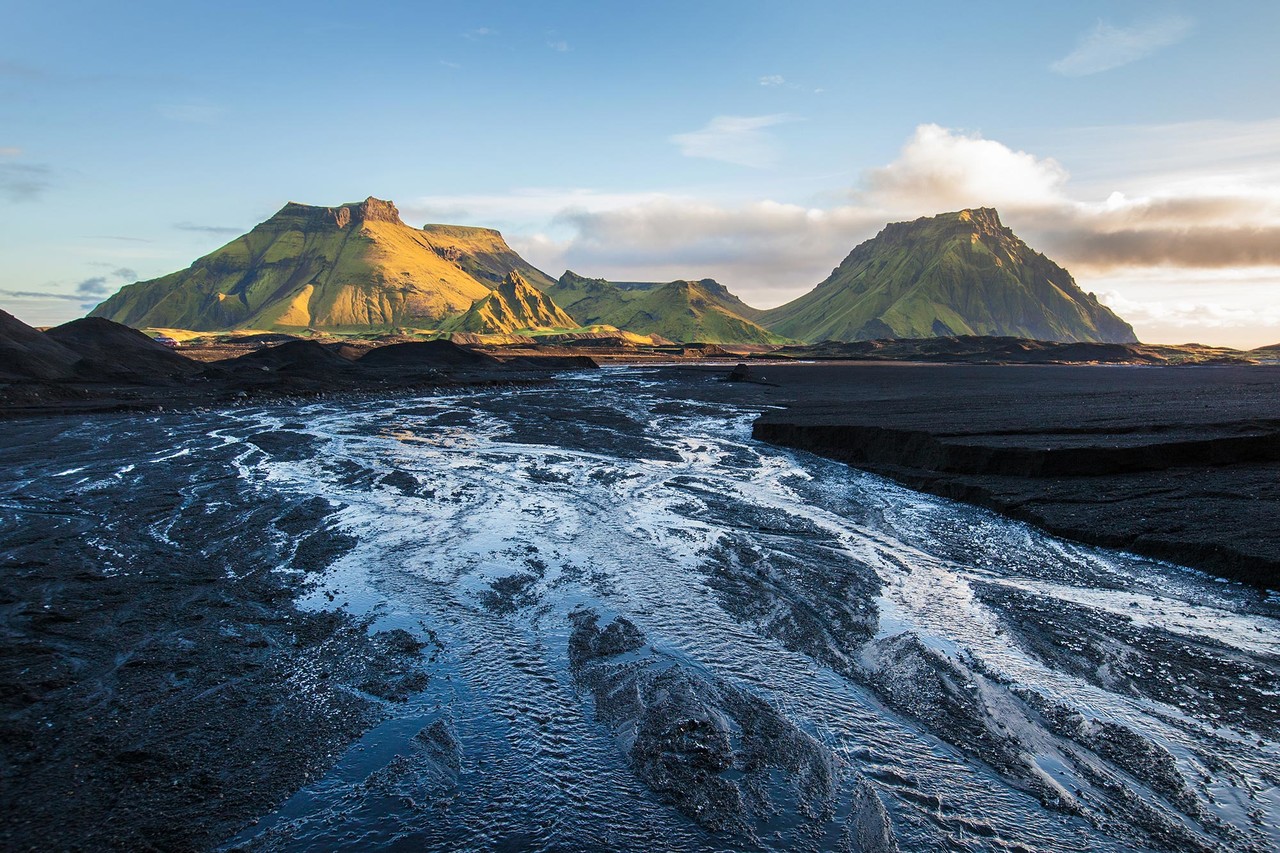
<box><xmin>732</xmin><ymin>362</ymin><xmax>1280</xmax><ymax>586</ymax></box>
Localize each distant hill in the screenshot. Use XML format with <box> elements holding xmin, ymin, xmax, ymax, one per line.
<box><xmin>0</xmin><ymin>309</ymin><xmax>84</xmax><ymax>381</ymax></box>
<box><xmin>0</xmin><ymin>310</ymin><xmax>198</xmax><ymax>382</ymax></box>
<box><xmin>759</xmin><ymin>208</ymin><xmax>1136</xmax><ymax>344</ymax></box>
<box><xmin>442</xmin><ymin>272</ymin><xmax>578</xmax><ymax>336</ymax></box>
<box><xmin>88</xmin><ymin>197</ymin><xmax>555</xmax><ymax>332</ymax></box>
<box><xmin>545</xmin><ymin>272</ymin><xmax>787</xmax><ymax>344</ymax></box>
<box><xmin>45</xmin><ymin>318</ymin><xmax>200</xmax><ymax>380</ymax></box>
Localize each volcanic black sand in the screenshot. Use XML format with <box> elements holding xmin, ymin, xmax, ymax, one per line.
<box><xmin>724</xmin><ymin>361</ymin><xmax>1280</xmax><ymax>586</ymax></box>
<box><xmin>1</xmin><ymin>364</ymin><xmax>1277</xmax><ymax>851</ymax></box>
<box><xmin>0</xmin><ymin>414</ymin><xmax>436</xmax><ymax>849</ymax></box>
<box><xmin>0</xmin><ymin>334</ymin><xmax>599</xmax><ymax>418</ymax></box>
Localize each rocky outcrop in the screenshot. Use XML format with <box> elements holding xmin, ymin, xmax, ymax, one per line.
<box><xmin>273</xmin><ymin>196</ymin><xmax>406</xmax><ymax>231</ymax></box>
<box><xmin>441</xmin><ymin>272</ymin><xmax>578</xmax><ymax>335</ymax></box>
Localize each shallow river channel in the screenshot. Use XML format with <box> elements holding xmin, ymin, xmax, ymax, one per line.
<box><xmin>59</xmin><ymin>367</ymin><xmax>1279</xmax><ymax>851</ymax></box>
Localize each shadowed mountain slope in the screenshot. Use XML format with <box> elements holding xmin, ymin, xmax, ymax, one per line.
<box><xmin>760</xmin><ymin>208</ymin><xmax>1136</xmax><ymax>344</ymax></box>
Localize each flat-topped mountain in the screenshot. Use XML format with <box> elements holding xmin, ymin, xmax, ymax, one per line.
<box><xmin>88</xmin><ymin>198</ymin><xmax>554</xmax><ymax>332</ymax></box>
<box><xmin>546</xmin><ymin>272</ymin><xmax>787</xmax><ymax>345</ymax></box>
<box><xmin>760</xmin><ymin>208</ymin><xmax>1136</xmax><ymax>344</ymax></box>
<box><xmin>442</xmin><ymin>272</ymin><xmax>578</xmax><ymax>335</ymax></box>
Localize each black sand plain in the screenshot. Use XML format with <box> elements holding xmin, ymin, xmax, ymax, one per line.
<box><xmin>731</xmin><ymin>361</ymin><xmax>1280</xmax><ymax>586</ymax></box>
<box><xmin>2</xmin><ymin>341</ymin><xmax>1278</xmax><ymax>849</ymax></box>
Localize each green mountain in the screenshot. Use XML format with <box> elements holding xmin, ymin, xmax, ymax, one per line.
<box><xmin>760</xmin><ymin>208</ymin><xmax>1137</xmax><ymax>344</ymax></box>
<box><xmin>545</xmin><ymin>272</ymin><xmax>787</xmax><ymax>344</ymax></box>
<box><xmin>88</xmin><ymin>197</ymin><xmax>555</xmax><ymax>332</ymax></box>
<box><xmin>441</xmin><ymin>272</ymin><xmax>578</xmax><ymax>335</ymax></box>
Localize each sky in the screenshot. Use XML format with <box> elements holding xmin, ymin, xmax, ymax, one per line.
<box><xmin>2</xmin><ymin>0</ymin><xmax>1278</xmax><ymax>347</ymax></box>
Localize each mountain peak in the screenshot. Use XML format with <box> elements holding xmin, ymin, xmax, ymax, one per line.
<box><xmin>545</xmin><ymin>273</ymin><xmax>785</xmax><ymax>344</ymax></box>
<box><xmin>270</xmin><ymin>196</ymin><xmax>404</xmax><ymax>230</ymax></box>
<box><xmin>761</xmin><ymin>209</ymin><xmax>1136</xmax><ymax>344</ymax></box>
<box><xmin>89</xmin><ymin>199</ymin><xmax>556</xmax><ymax>332</ymax></box>
<box><xmin>442</xmin><ymin>271</ymin><xmax>577</xmax><ymax>335</ymax></box>
<box><xmin>955</xmin><ymin>207</ymin><xmax>1003</xmax><ymax>229</ymax></box>
<box><xmin>496</xmin><ymin>270</ymin><xmax>534</xmax><ymax>295</ymax></box>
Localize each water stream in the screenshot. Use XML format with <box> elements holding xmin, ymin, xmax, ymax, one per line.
<box><xmin>187</xmin><ymin>366</ymin><xmax>1279</xmax><ymax>851</ymax></box>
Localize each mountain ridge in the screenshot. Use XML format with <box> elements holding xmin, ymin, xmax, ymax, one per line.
<box><xmin>441</xmin><ymin>272</ymin><xmax>579</xmax><ymax>335</ymax></box>
<box><xmin>545</xmin><ymin>272</ymin><xmax>787</xmax><ymax>344</ymax></box>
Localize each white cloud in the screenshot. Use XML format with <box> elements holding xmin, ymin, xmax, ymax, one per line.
<box><xmin>1095</xmin><ymin>269</ymin><xmax>1280</xmax><ymax>348</ymax></box>
<box><xmin>862</xmin><ymin>123</ymin><xmax>1069</xmax><ymax>212</ymax></box>
<box><xmin>0</xmin><ymin>146</ymin><xmax>21</xmax><ymax>157</ymax></box>
<box><xmin>547</xmin><ymin>39</ymin><xmax>569</xmax><ymax>52</ymax></box>
<box><xmin>669</xmin><ymin>114</ymin><xmax>795</xmax><ymax>168</ymax></box>
<box><xmin>396</xmin><ymin>122</ymin><xmax>1280</xmax><ymax>346</ymax></box>
<box><xmin>759</xmin><ymin>75</ymin><xmax>785</xmax><ymax>87</ymax></box>
<box><xmin>515</xmin><ymin>124</ymin><xmax>1280</xmax><ymax>290</ymax></box>
<box><xmin>1051</xmin><ymin>15</ymin><xmax>1194</xmax><ymax>77</ymax></box>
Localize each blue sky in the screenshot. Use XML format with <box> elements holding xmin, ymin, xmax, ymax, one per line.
<box><xmin>3</xmin><ymin>1</ymin><xmax>1279</xmax><ymax>345</ymax></box>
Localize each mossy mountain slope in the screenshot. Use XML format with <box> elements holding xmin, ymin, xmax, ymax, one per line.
<box><xmin>545</xmin><ymin>272</ymin><xmax>786</xmax><ymax>344</ymax></box>
<box><xmin>760</xmin><ymin>208</ymin><xmax>1137</xmax><ymax>344</ymax></box>
<box><xmin>88</xmin><ymin>198</ymin><xmax>554</xmax><ymax>332</ymax></box>
<box><xmin>441</xmin><ymin>272</ymin><xmax>578</xmax><ymax>335</ymax></box>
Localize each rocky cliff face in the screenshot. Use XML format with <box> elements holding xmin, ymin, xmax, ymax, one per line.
<box><xmin>760</xmin><ymin>208</ymin><xmax>1137</xmax><ymax>344</ymax></box>
<box><xmin>88</xmin><ymin>198</ymin><xmax>554</xmax><ymax>332</ymax></box>
<box><xmin>441</xmin><ymin>272</ymin><xmax>578</xmax><ymax>335</ymax></box>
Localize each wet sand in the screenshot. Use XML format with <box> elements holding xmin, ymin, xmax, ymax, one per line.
<box><xmin>1</xmin><ymin>365</ymin><xmax>1277</xmax><ymax>851</ymax></box>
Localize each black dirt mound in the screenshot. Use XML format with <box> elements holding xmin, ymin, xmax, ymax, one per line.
<box><xmin>224</xmin><ymin>340</ymin><xmax>356</xmax><ymax>375</ymax></box>
<box><xmin>501</xmin><ymin>355</ymin><xmax>600</xmax><ymax>371</ymax></box>
<box><xmin>0</xmin><ymin>309</ymin><xmax>83</xmax><ymax>381</ymax></box>
<box><xmin>44</xmin><ymin>318</ymin><xmax>201</xmax><ymax>380</ymax></box>
<box><xmin>358</xmin><ymin>339</ymin><xmax>501</xmax><ymax>370</ymax></box>
<box><xmin>324</xmin><ymin>342</ymin><xmax>374</xmax><ymax>361</ymax></box>
<box><xmin>559</xmin><ymin>336</ymin><xmax>637</xmax><ymax>349</ymax></box>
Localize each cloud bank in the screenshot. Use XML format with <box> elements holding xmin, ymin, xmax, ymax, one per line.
<box><xmin>496</xmin><ymin>124</ymin><xmax>1280</xmax><ymax>310</ymax></box>
<box><xmin>404</xmin><ymin>121</ymin><xmax>1278</xmax><ymax>345</ymax></box>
